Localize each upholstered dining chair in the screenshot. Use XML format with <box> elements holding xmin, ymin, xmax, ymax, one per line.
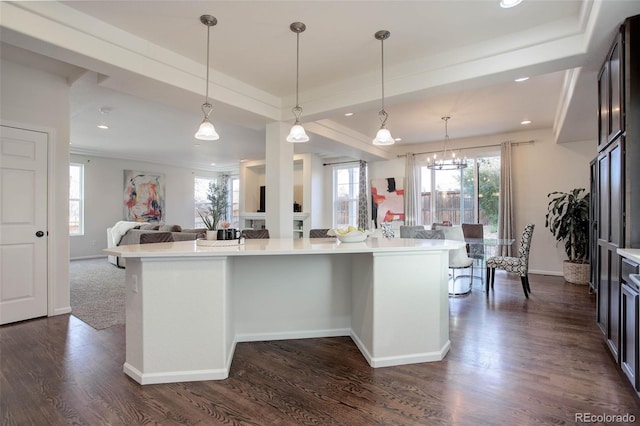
<box><xmin>399</xmin><ymin>225</ymin><xmax>426</xmax><ymax>238</ymax></box>
<box><xmin>414</xmin><ymin>229</ymin><xmax>445</xmax><ymax>240</ymax></box>
<box><xmin>435</xmin><ymin>225</ymin><xmax>475</xmax><ymax>296</ymax></box>
<box><xmin>309</xmin><ymin>228</ymin><xmax>333</xmax><ymax>238</ymax></box>
<box><xmin>240</xmin><ymin>229</ymin><xmax>270</xmax><ymax>239</ymax></box>
<box><xmin>139</xmin><ymin>232</ymin><xmax>174</xmax><ymax>244</ymax></box>
<box><xmin>485</xmin><ymin>224</ymin><xmax>535</xmax><ymax>298</ymax></box>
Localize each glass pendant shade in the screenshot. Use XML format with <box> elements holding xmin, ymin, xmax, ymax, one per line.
<box><xmin>195</xmin><ymin>119</ymin><xmax>220</xmax><ymax>140</ymax></box>
<box><xmin>373</xmin><ymin>126</ymin><xmax>394</xmax><ymax>146</ymax></box>
<box><xmin>287</xmin><ymin>123</ymin><xmax>309</xmax><ymax>143</ymax></box>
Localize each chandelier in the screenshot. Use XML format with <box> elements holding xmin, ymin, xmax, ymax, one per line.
<box><xmin>426</xmin><ymin>116</ymin><xmax>467</xmax><ymax>170</ymax></box>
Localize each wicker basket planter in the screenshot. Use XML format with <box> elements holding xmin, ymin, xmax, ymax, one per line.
<box><xmin>563</xmin><ymin>260</ymin><xmax>590</xmax><ymax>285</ymax></box>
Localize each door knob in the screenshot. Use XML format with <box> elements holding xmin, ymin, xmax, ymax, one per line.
<box><xmin>35</xmin><ymin>231</ymin><xmax>44</xmax><ymax>237</ymax></box>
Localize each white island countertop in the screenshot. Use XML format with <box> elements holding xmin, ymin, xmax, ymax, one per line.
<box><xmin>105</xmin><ymin>237</ymin><xmax>464</xmax><ymax>258</ymax></box>
<box><xmin>618</xmin><ymin>248</ymin><xmax>640</xmax><ymax>264</ymax></box>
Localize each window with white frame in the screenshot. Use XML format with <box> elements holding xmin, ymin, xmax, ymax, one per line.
<box><xmin>229</xmin><ymin>176</ymin><xmax>240</xmax><ymax>229</ymax></box>
<box><xmin>194</xmin><ymin>176</ymin><xmax>216</xmax><ymax>228</ymax></box>
<box><xmin>333</xmin><ymin>164</ymin><xmax>360</xmax><ymax>228</ymax></box>
<box><xmin>69</xmin><ymin>163</ymin><xmax>84</xmax><ymax>236</ymax></box>
<box><xmin>420</xmin><ymin>153</ymin><xmax>500</xmax><ymax>236</ymax></box>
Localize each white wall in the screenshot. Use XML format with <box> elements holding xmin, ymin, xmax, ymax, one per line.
<box><xmin>369</xmin><ymin>128</ymin><xmax>596</xmax><ymax>275</ymax></box>
<box><xmin>1</xmin><ymin>59</ymin><xmax>71</xmax><ymax>316</ymax></box>
<box><xmin>69</xmin><ymin>153</ymin><xmax>218</xmax><ymax>259</ymax></box>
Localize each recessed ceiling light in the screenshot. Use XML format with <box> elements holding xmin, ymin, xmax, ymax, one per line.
<box><xmin>210</xmin><ymin>162</ymin><xmax>216</xmax><ymax>166</ymax></box>
<box><xmin>500</xmin><ymin>0</ymin><xmax>523</xmax><ymax>8</ymax></box>
<box><xmin>521</xmin><ymin>120</ymin><xmax>532</xmax><ymax>125</ymax></box>
<box><xmin>514</xmin><ymin>76</ymin><xmax>529</xmax><ymax>82</ymax></box>
<box><xmin>344</xmin><ymin>112</ymin><xmax>354</xmax><ymax>116</ymax></box>
<box><xmin>97</xmin><ymin>124</ymin><xmax>109</xmax><ymax>130</ymax></box>
<box><xmin>394</xmin><ymin>138</ymin><xmax>402</xmax><ymax>141</ymax></box>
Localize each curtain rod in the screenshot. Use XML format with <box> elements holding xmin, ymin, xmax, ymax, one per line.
<box><xmin>396</xmin><ymin>139</ymin><xmax>534</xmax><ymax>158</ymax></box>
<box><xmin>323</xmin><ymin>160</ymin><xmax>362</xmax><ymax>166</ymax></box>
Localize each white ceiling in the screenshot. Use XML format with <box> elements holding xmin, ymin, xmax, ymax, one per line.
<box><xmin>2</xmin><ymin>1</ymin><xmax>640</xmax><ymax>170</ymax></box>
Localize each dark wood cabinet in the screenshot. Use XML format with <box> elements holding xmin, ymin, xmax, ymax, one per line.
<box><xmin>620</xmin><ymin>259</ymin><xmax>639</xmax><ymax>389</ymax></box>
<box><xmin>592</xmin><ymin>14</ymin><xmax>640</xmax><ymax>397</ymax></box>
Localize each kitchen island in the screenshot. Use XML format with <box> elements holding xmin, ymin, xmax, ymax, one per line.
<box><xmin>105</xmin><ymin>237</ymin><xmax>462</xmax><ymax>385</ymax></box>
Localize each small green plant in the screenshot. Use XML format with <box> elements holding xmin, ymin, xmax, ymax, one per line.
<box><xmin>545</xmin><ymin>188</ymin><xmax>590</xmax><ymax>263</ymax></box>
<box><xmin>198</xmin><ymin>181</ymin><xmax>228</xmax><ymax>230</ymax></box>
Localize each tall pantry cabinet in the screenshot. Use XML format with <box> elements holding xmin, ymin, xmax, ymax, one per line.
<box><xmin>593</xmin><ymin>14</ymin><xmax>640</xmax><ymax>396</ymax></box>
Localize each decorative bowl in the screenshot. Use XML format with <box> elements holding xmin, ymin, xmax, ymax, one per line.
<box><xmin>327</xmin><ymin>228</ymin><xmax>370</xmax><ymax>243</ymax></box>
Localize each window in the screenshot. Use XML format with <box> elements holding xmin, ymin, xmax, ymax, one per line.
<box><xmin>420</xmin><ymin>154</ymin><xmax>500</xmax><ymax>236</ymax></box>
<box><xmin>229</xmin><ymin>176</ymin><xmax>240</xmax><ymax>229</ymax></box>
<box><xmin>194</xmin><ymin>176</ymin><xmax>216</xmax><ymax>228</ymax></box>
<box><xmin>194</xmin><ymin>175</ymin><xmax>238</xmax><ymax>228</ymax></box>
<box><xmin>69</xmin><ymin>163</ymin><xmax>84</xmax><ymax>236</ymax></box>
<box><xmin>333</xmin><ymin>165</ymin><xmax>360</xmax><ymax>228</ymax></box>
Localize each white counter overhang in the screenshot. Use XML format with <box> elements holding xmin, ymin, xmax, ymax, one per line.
<box><xmin>104</xmin><ymin>237</ymin><xmax>463</xmax><ymax>385</ymax></box>
<box><xmin>618</xmin><ymin>248</ymin><xmax>640</xmax><ymax>264</ymax></box>
<box><xmin>105</xmin><ymin>237</ymin><xmax>464</xmax><ymax>258</ymax></box>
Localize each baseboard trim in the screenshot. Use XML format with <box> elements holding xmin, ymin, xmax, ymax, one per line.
<box><xmin>70</xmin><ymin>255</ymin><xmax>107</xmax><ymax>261</ymax></box>
<box><xmin>51</xmin><ymin>307</ymin><xmax>72</xmax><ymax>316</ymax></box>
<box><xmin>236</xmin><ymin>328</ymin><xmax>351</xmax><ymax>343</ymax></box>
<box><xmin>529</xmin><ymin>269</ymin><xmax>563</xmax><ymax>277</ymax></box>
<box><xmin>350</xmin><ymin>332</ymin><xmax>450</xmax><ymax>368</ymax></box>
<box><xmin>123</xmin><ymin>362</ymin><xmax>229</xmax><ymax>385</ymax></box>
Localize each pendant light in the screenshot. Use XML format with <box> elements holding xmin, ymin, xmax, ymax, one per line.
<box><xmin>195</xmin><ymin>15</ymin><xmax>220</xmax><ymax>141</ymax></box>
<box><xmin>286</xmin><ymin>22</ymin><xmax>309</xmax><ymax>143</ymax></box>
<box><xmin>427</xmin><ymin>116</ymin><xmax>468</xmax><ymax>170</ymax></box>
<box><xmin>373</xmin><ymin>30</ymin><xmax>395</xmax><ymax>146</ymax></box>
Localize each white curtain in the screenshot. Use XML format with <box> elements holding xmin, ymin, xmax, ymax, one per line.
<box><xmin>357</xmin><ymin>160</ymin><xmax>370</xmax><ymax>230</ymax></box>
<box><xmin>404</xmin><ymin>153</ymin><xmax>421</xmax><ymax>226</ymax></box>
<box><xmin>498</xmin><ymin>142</ymin><xmax>514</xmax><ymax>256</ymax></box>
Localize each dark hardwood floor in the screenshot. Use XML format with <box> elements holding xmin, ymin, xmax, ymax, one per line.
<box><xmin>2</xmin><ymin>272</ymin><xmax>639</xmax><ymax>425</ymax></box>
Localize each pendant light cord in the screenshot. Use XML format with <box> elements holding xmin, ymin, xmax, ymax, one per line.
<box><xmin>205</xmin><ymin>24</ymin><xmax>210</xmax><ymax>105</ymax></box>
<box><xmin>380</xmin><ymin>37</ymin><xmax>385</xmax><ymax>113</ymax></box>
<box><xmin>295</xmin><ymin>30</ymin><xmax>300</xmax><ymax>109</ymax></box>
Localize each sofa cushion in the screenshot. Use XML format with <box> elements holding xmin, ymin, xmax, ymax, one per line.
<box><xmin>159</xmin><ymin>224</ymin><xmax>182</xmax><ymax>232</ymax></box>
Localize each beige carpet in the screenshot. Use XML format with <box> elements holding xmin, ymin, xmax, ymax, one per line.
<box><xmin>70</xmin><ymin>258</ymin><xmax>125</xmax><ymax>330</ymax></box>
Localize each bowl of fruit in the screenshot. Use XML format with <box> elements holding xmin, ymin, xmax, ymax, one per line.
<box><xmin>327</xmin><ymin>226</ymin><xmax>370</xmax><ymax>243</ymax></box>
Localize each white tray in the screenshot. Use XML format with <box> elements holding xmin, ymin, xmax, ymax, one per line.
<box><xmin>196</xmin><ymin>239</ymin><xmax>241</xmax><ymax>247</ymax></box>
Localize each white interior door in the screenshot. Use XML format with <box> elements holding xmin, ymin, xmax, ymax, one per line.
<box><xmin>0</xmin><ymin>125</ymin><xmax>48</xmax><ymax>324</ymax></box>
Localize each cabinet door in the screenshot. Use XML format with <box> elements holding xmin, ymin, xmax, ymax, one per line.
<box><xmin>609</xmin><ymin>34</ymin><xmax>623</xmax><ymax>142</ymax></box>
<box><xmin>621</xmin><ymin>282</ymin><xmax>638</xmax><ymax>390</ymax></box>
<box><xmin>608</xmin><ymin>255</ymin><xmax>620</xmax><ymax>360</ymax></box>
<box><xmin>597</xmin><ymin>246</ymin><xmax>609</xmax><ymax>335</ymax></box>
<box><xmin>598</xmin><ymin>62</ymin><xmax>610</xmax><ymax>150</ymax></box>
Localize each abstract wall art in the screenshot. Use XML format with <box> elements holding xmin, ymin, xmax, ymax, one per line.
<box><xmin>371</xmin><ymin>177</ymin><xmax>404</xmax><ymax>228</ymax></box>
<box><xmin>123</xmin><ymin>170</ymin><xmax>165</xmax><ymax>222</ymax></box>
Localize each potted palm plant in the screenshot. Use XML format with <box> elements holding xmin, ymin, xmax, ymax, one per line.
<box><xmin>197</xmin><ymin>181</ymin><xmax>229</xmax><ymax>240</ymax></box>
<box><xmin>545</xmin><ymin>188</ymin><xmax>590</xmax><ymax>284</ymax></box>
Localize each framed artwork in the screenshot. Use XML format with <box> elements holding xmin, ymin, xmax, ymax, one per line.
<box><xmin>123</xmin><ymin>170</ymin><xmax>165</xmax><ymax>222</ymax></box>
<box><xmin>371</xmin><ymin>177</ymin><xmax>404</xmax><ymax>228</ymax></box>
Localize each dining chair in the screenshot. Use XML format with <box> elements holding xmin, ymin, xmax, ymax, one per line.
<box><xmin>431</xmin><ymin>222</ymin><xmax>452</xmax><ymax>230</ymax></box>
<box><xmin>435</xmin><ymin>225</ymin><xmax>475</xmax><ymax>296</ymax></box>
<box><xmin>399</xmin><ymin>225</ymin><xmax>426</xmax><ymax>238</ymax></box>
<box><xmin>485</xmin><ymin>224</ymin><xmax>535</xmax><ymax>298</ymax></box>
<box><xmin>414</xmin><ymin>229</ymin><xmax>445</xmax><ymax>240</ymax></box>
<box><xmin>240</xmin><ymin>229</ymin><xmax>270</xmax><ymax>239</ymax></box>
<box><xmin>309</xmin><ymin>228</ymin><xmax>334</xmax><ymax>238</ymax></box>
<box><xmin>139</xmin><ymin>232</ymin><xmax>174</xmax><ymax>244</ymax></box>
